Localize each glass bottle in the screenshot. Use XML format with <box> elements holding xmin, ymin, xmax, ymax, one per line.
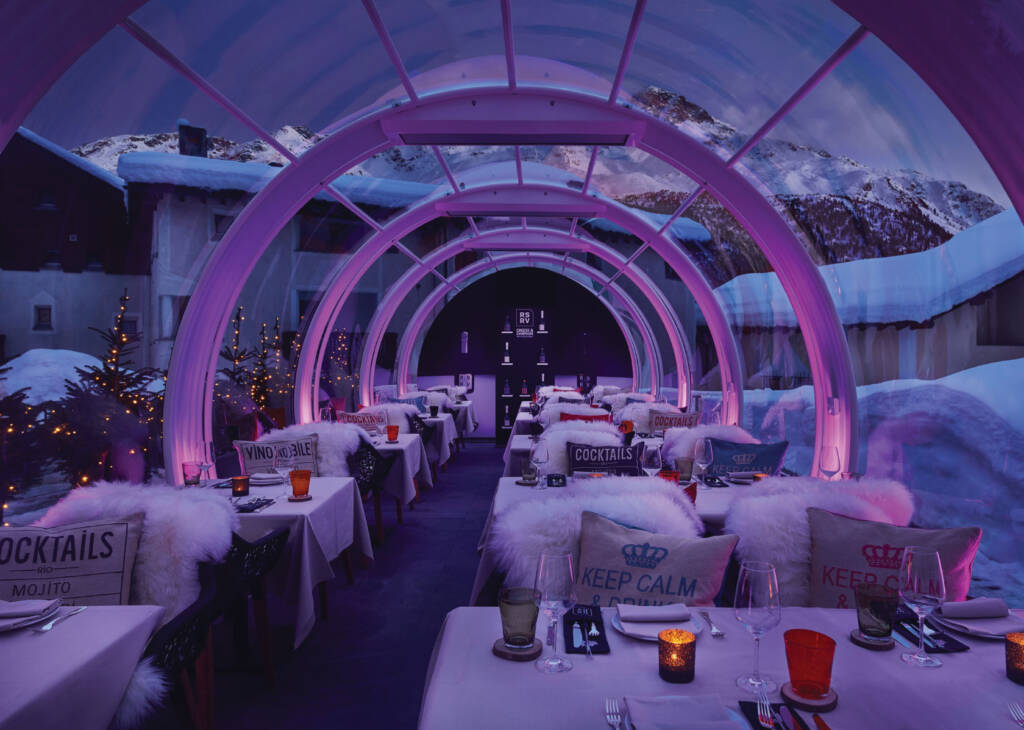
<box><xmin>503</xmin><ymin>341</ymin><xmax>511</xmax><ymax>363</ymax></box>
<box><xmin>503</xmin><ymin>313</ymin><xmax>512</xmax><ymax>332</ymax></box>
<box><xmin>521</xmin><ymin>378</ymin><xmax>528</xmax><ymax>395</ymax></box>
<box><xmin>503</xmin><ymin>377</ymin><xmax>511</xmax><ymax>395</ymax></box>
<box><xmin>538</xmin><ymin>345</ymin><xmax>546</xmax><ymax>364</ymax></box>
<box><xmin>503</xmin><ymin>404</ymin><xmax>511</xmax><ymax>427</ymax></box>
<box><xmin>538</xmin><ymin>309</ymin><xmax>546</xmax><ymax>333</ymax></box>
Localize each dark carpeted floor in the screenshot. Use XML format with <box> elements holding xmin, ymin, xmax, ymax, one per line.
<box><xmin>210</xmin><ymin>441</ymin><xmax>501</xmax><ymax>729</ymax></box>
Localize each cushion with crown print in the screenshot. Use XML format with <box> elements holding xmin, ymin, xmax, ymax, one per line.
<box><xmin>807</xmin><ymin>508</ymin><xmax>981</xmax><ymax>609</ymax></box>
<box><xmin>575</xmin><ymin>511</ymin><xmax>738</xmax><ymax>608</ymax></box>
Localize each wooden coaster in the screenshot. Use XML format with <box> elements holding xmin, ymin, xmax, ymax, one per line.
<box><xmin>287</xmin><ymin>494</ymin><xmax>313</xmax><ymax>502</ymax></box>
<box><xmin>492</xmin><ymin>639</ymin><xmax>542</xmax><ymax>661</ymax></box>
<box><xmin>781</xmin><ymin>683</ymin><xmax>838</xmax><ymax>713</ymax></box>
<box><xmin>514</xmin><ymin>479</ymin><xmax>539</xmax><ymax>486</ymax></box>
<box><xmin>849</xmin><ymin>628</ymin><xmax>894</xmax><ymax>651</ymax></box>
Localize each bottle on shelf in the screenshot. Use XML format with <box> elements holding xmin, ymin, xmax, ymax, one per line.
<box><xmin>503</xmin><ymin>340</ymin><xmax>511</xmax><ymax>364</ymax></box>
<box><xmin>538</xmin><ymin>345</ymin><xmax>546</xmax><ymax>364</ymax></box>
<box><xmin>521</xmin><ymin>377</ymin><xmax>528</xmax><ymax>395</ymax></box>
<box><xmin>503</xmin><ymin>313</ymin><xmax>512</xmax><ymax>332</ymax></box>
<box><xmin>538</xmin><ymin>309</ymin><xmax>546</xmax><ymax>333</ymax></box>
<box><xmin>540</xmin><ymin>371</ymin><xmax>546</xmax><ymax>385</ymax></box>
<box><xmin>503</xmin><ymin>377</ymin><xmax>511</xmax><ymax>396</ymax></box>
<box><xmin>503</xmin><ymin>404</ymin><xmax>511</xmax><ymax>427</ymax></box>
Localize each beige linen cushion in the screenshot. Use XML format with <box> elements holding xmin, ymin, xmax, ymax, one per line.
<box><xmin>234</xmin><ymin>434</ymin><xmax>319</xmax><ymax>476</ymax></box>
<box><xmin>807</xmin><ymin>507</ymin><xmax>982</xmax><ymax>609</ymax></box>
<box><xmin>575</xmin><ymin>511</ymin><xmax>738</xmax><ymax>607</ymax></box>
<box><xmin>0</xmin><ymin>513</ymin><xmax>143</xmax><ymax>605</ymax></box>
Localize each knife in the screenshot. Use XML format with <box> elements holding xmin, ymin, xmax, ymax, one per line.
<box><xmin>770</xmin><ymin>705</ymin><xmax>791</xmax><ymax>730</ymax></box>
<box><xmin>779</xmin><ymin>705</ymin><xmax>799</xmax><ymax>730</ymax></box>
<box><xmin>812</xmin><ymin>713</ymin><xmax>832</xmax><ymax>730</ymax></box>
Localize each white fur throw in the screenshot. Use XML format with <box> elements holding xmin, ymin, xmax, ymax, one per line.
<box><xmin>362</xmin><ymin>403</ymin><xmax>419</xmax><ymax>433</ymax></box>
<box><xmin>111</xmin><ymin>657</ymin><xmax>167</xmax><ymax>730</ymax></box>
<box><xmin>543</xmin><ymin>419</ymin><xmax>622</xmax><ymax>440</ymax></box>
<box><xmin>617</xmin><ymin>402</ymin><xmax>682</xmax><ymax>433</ymax></box>
<box><xmin>724</xmin><ymin>476</ymin><xmax>914</xmax><ymax>606</ymax></box>
<box><xmin>490</xmin><ymin>475</ymin><xmax>703</xmax><ymax>586</ymax></box>
<box><xmin>538</xmin><ymin>402</ymin><xmax>608</xmax><ymax>427</ymax></box>
<box><xmin>258</xmin><ymin>422</ymin><xmax>365</xmax><ymax>477</ymax></box>
<box><xmin>537</xmin><ymin>386</ymin><xmax>578</xmax><ymax>399</ymax></box>
<box><xmin>406</xmin><ymin>389</ymin><xmax>453</xmax><ymax>409</ymax></box>
<box><xmin>539</xmin><ymin>425</ymin><xmax>623</xmax><ymax>475</ymax></box>
<box><xmin>602</xmin><ymin>391</ymin><xmax>654</xmax><ymax>413</ymax></box>
<box><xmin>589</xmin><ymin>384</ymin><xmax>623</xmax><ymax>403</ymax></box>
<box><xmin>36</xmin><ymin>482</ymin><xmax>237</xmax><ymax>622</ymax></box>
<box><xmin>661</xmin><ymin>424</ymin><xmax>759</xmax><ymax>467</ymax></box>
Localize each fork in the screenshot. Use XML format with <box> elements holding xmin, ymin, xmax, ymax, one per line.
<box><xmin>1010</xmin><ymin>702</ymin><xmax>1024</xmax><ymax>726</ymax></box>
<box><xmin>700</xmin><ymin>610</ymin><xmax>725</xmax><ymax>638</ymax></box>
<box><xmin>756</xmin><ymin>690</ymin><xmax>774</xmax><ymax>729</ymax></box>
<box><xmin>605</xmin><ymin>697</ymin><xmax>623</xmax><ymax>729</ymax></box>
<box><xmin>33</xmin><ymin>606</ymin><xmax>87</xmax><ymax>633</ymax></box>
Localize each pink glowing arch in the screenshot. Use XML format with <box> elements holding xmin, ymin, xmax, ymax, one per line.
<box><xmin>342</xmin><ymin>226</ymin><xmax>704</xmax><ymax>411</ymax></box>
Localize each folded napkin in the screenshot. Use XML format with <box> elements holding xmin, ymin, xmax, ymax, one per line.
<box><xmin>939</xmin><ymin>597</ymin><xmax>1009</xmax><ymax>619</ymax></box>
<box><xmin>617</xmin><ymin>603</ymin><xmax>690</xmax><ymax>623</ymax></box>
<box><xmin>624</xmin><ymin>695</ymin><xmax>737</xmax><ymax>730</ymax></box>
<box><xmin>933</xmin><ymin>612</ymin><xmax>1024</xmax><ymax>638</ymax></box>
<box><xmin>0</xmin><ymin>598</ymin><xmax>59</xmax><ymax>619</ymax></box>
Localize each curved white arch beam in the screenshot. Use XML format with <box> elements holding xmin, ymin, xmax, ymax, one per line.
<box><xmin>159</xmin><ymin>87</ymin><xmax>854</xmax><ymax>479</ymax></box>
<box><xmin>392</xmin><ymin>253</ymin><xmax>655</xmax><ymax>399</ymax></box>
<box><xmin>342</xmin><ymin>226</ymin><xmax>698</xmax><ymax>411</ymax></box>
<box><xmin>297</xmin><ymin>181</ymin><xmax>736</xmax><ymax>422</ymax></box>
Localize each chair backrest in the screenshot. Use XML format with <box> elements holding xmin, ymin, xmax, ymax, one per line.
<box><xmin>144</xmin><ymin>562</ymin><xmax>218</xmax><ymax>674</ymax></box>
<box><xmin>226</xmin><ymin>528</ymin><xmax>290</xmax><ymax>585</ymax></box>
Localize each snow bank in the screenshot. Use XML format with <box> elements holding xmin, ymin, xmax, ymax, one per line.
<box><xmin>584</xmin><ymin>211</ymin><xmax>712</xmax><ymax>242</ymax></box>
<box><xmin>1</xmin><ymin>349</ymin><xmax>102</xmax><ymax>404</ymax></box>
<box><xmin>715</xmin><ymin>209</ymin><xmax>1024</xmax><ymax>327</ymax></box>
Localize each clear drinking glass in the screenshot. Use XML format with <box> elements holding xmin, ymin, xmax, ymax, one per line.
<box><xmin>898</xmin><ymin>546</ymin><xmax>946</xmax><ymax>668</ymax></box>
<box><xmin>694</xmin><ymin>438</ymin><xmax>713</xmax><ymax>482</ymax></box>
<box><xmin>642</xmin><ymin>444</ymin><xmax>663</xmax><ymax>476</ymax></box>
<box><xmin>530</xmin><ymin>442</ymin><xmax>549</xmax><ymax>489</ymax></box>
<box><xmin>533</xmin><ymin>551</ymin><xmax>577</xmax><ymax>674</ymax></box>
<box><xmin>734</xmin><ymin>561</ymin><xmax>782</xmax><ymax>692</ymax></box>
<box><xmin>319</xmin><ymin>406</ymin><xmax>334</xmax><ymax>423</ymax></box>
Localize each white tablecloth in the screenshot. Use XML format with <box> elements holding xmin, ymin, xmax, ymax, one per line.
<box><xmin>239</xmin><ymin>477</ymin><xmax>373</xmax><ymax>647</ymax></box>
<box><xmin>502</xmin><ymin>434</ymin><xmax>534</xmax><ymax>477</ymax></box>
<box><xmin>512</xmin><ymin>410</ymin><xmax>534</xmax><ymax>435</ymax></box>
<box><xmin>0</xmin><ymin>604</ymin><xmax>164</xmax><ymax>730</ymax></box>
<box><xmin>450</xmin><ymin>401</ymin><xmax>477</xmax><ymax>437</ymax></box>
<box><xmin>378</xmin><ymin>434</ymin><xmax>433</xmax><ymax>504</ymax></box>
<box><xmin>424</xmin><ymin>412</ymin><xmax>459</xmax><ymax>466</ymax></box>
<box><xmin>470</xmin><ymin>477</ymin><xmax>741</xmax><ymax>603</ymax></box>
<box><xmin>420</xmin><ymin>606</ymin><xmax>1024</xmax><ymax>729</ymax></box>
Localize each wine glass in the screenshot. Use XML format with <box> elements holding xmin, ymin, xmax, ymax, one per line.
<box><xmin>694</xmin><ymin>438</ymin><xmax>713</xmax><ymax>483</ymax></box>
<box><xmin>898</xmin><ymin>546</ymin><xmax>945</xmax><ymax>668</ymax></box>
<box><xmin>530</xmin><ymin>441</ymin><xmax>549</xmax><ymax>489</ymax></box>
<box><xmin>319</xmin><ymin>406</ymin><xmax>334</xmax><ymax>423</ymax></box>
<box><xmin>196</xmin><ymin>441</ymin><xmax>215</xmax><ymax>484</ymax></box>
<box><xmin>642</xmin><ymin>444</ymin><xmax>662</xmax><ymax>476</ymax></box>
<box><xmin>533</xmin><ymin>551</ymin><xmax>577</xmax><ymax>674</ymax></box>
<box><xmin>734</xmin><ymin>561</ymin><xmax>782</xmax><ymax>692</ymax></box>
<box><xmin>819</xmin><ymin>445</ymin><xmax>841</xmax><ymax>481</ymax></box>
<box><xmin>272</xmin><ymin>448</ymin><xmax>295</xmax><ymax>499</ymax></box>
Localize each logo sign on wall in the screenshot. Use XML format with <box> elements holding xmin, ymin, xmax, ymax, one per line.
<box><xmin>514</xmin><ymin>308</ymin><xmax>534</xmax><ymax>338</ymax></box>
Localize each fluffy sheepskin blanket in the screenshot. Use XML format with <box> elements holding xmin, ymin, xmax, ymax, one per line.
<box><xmin>490</xmin><ymin>475</ymin><xmax>702</xmax><ymax>586</ymax></box>
<box><xmin>617</xmin><ymin>401</ymin><xmax>682</xmax><ymax>433</ymax></box>
<box><xmin>258</xmin><ymin>422</ymin><xmax>365</xmax><ymax>477</ymax></box>
<box><xmin>538</xmin><ymin>402</ymin><xmax>609</xmax><ymax>427</ymax></box>
<box><xmin>661</xmin><ymin>424</ymin><xmax>759</xmax><ymax>467</ymax></box>
<box><xmin>588</xmin><ymin>384</ymin><xmax>623</xmax><ymax>403</ymax></box>
<box><xmin>724</xmin><ymin>476</ymin><xmax>914</xmax><ymax>606</ymax></box>
<box><xmin>405</xmin><ymin>389</ymin><xmax>453</xmax><ymax>409</ymax></box>
<box><xmin>36</xmin><ymin>482</ymin><xmax>237</xmax><ymax>622</ymax></box>
<box><xmin>602</xmin><ymin>391</ymin><xmax>654</xmax><ymax>413</ymax></box>
<box><xmin>362</xmin><ymin>403</ymin><xmax>419</xmax><ymax>433</ymax></box>
<box><xmin>538</xmin><ymin>424</ymin><xmax>623</xmax><ymax>474</ymax></box>
<box><xmin>427</xmin><ymin>384</ymin><xmax>468</xmax><ymax>399</ymax></box>
<box><xmin>543</xmin><ymin>419</ymin><xmax>622</xmax><ymax>440</ymax></box>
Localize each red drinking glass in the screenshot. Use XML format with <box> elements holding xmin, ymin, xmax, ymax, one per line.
<box><xmin>784</xmin><ymin>629</ymin><xmax>836</xmax><ymax>699</ymax></box>
<box><xmin>386</xmin><ymin>424</ymin><xmax>399</xmax><ymax>441</ymax></box>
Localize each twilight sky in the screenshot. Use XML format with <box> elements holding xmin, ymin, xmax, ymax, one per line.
<box><xmin>24</xmin><ymin>0</ymin><xmax>1009</xmax><ymax>206</ymax></box>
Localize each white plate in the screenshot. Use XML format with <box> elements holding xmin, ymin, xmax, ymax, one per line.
<box><xmin>610</xmin><ymin>613</ymin><xmax>704</xmax><ymax>641</ymax></box>
<box><xmin>621</xmin><ymin>700</ymin><xmax>746</xmax><ymax>729</ymax></box>
<box><xmin>249</xmin><ymin>475</ymin><xmax>284</xmax><ymax>486</ymax></box>
<box><xmin>0</xmin><ymin>603</ymin><xmax>61</xmax><ymax>633</ymax></box>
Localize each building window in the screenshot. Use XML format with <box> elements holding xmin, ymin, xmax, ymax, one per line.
<box><xmin>33</xmin><ymin>305</ymin><xmax>53</xmax><ymax>331</ymax></box>
<box><xmin>122</xmin><ymin>316</ymin><xmax>140</xmax><ymax>336</ymax></box>
<box><xmin>297</xmin><ymin>213</ymin><xmax>366</xmax><ymax>254</ymax></box>
<box><xmin>33</xmin><ymin>190</ymin><xmax>58</xmax><ymax>212</ymax></box>
<box><xmin>664</xmin><ymin>262</ymin><xmax>681</xmax><ymax>281</ymax></box>
<box><xmin>212</xmin><ymin>214</ymin><xmax>235</xmax><ymax>241</ymax></box>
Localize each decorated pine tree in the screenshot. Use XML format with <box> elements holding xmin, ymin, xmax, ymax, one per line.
<box><xmin>250</xmin><ymin>322</ymin><xmax>271</xmax><ymax>410</ymax></box>
<box><xmin>219</xmin><ymin>305</ymin><xmax>253</xmax><ymax>386</ymax></box>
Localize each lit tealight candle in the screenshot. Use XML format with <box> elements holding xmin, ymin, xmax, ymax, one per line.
<box><xmin>231</xmin><ymin>475</ymin><xmax>250</xmax><ymax>497</ymax></box>
<box><xmin>658</xmin><ymin>629</ymin><xmax>696</xmax><ymax>683</ymax></box>
<box><xmin>1007</xmin><ymin>632</ymin><xmax>1024</xmax><ymax>685</ymax></box>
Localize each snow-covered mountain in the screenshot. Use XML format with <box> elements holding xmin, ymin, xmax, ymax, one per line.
<box><xmin>72</xmin><ymin>88</ymin><xmax>1003</xmax><ymax>286</ymax></box>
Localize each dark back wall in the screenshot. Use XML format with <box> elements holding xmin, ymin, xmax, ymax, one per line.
<box><xmin>417</xmin><ymin>268</ymin><xmax>631</xmax><ymax>376</ymax></box>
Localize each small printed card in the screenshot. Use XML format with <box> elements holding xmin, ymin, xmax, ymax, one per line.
<box><xmin>894</xmin><ymin>606</ymin><xmax>969</xmax><ymax>653</ymax></box>
<box><xmin>563</xmin><ymin>604</ymin><xmax>609</xmax><ymax>654</ymax></box>
<box><xmin>545</xmin><ymin>473</ymin><xmax>567</xmax><ymax>488</ymax></box>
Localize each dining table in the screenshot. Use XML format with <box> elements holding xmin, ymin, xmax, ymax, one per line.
<box><xmin>469</xmin><ymin>476</ymin><xmax>740</xmax><ymax>604</ymax></box>
<box><xmin>449</xmin><ymin>400</ymin><xmax>477</xmax><ymax>441</ymax></box>
<box><xmin>418</xmin><ymin>605</ymin><xmax>1024</xmax><ymax>729</ymax></box>
<box><xmin>0</xmin><ymin>604</ymin><xmax>165</xmax><ymax>730</ymax></box>
<box><xmin>239</xmin><ymin>476</ymin><xmax>374</xmax><ymax>647</ymax></box>
<box><xmin>370</xmin><ymin>433</ymin><xmax>433</xmax><ymax>541</ymax></box>
<box><xmin>423</xmin><ymin>411</ymin><xmax>459</xmax><ymax>469</ymax></box>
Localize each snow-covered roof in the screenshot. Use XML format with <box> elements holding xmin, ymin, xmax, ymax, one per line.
<box><xmin>714</xmin><ymin>209</ymin><xmax>1024</xmax><ymax>327</ymax></box>
<box><xmin>583</xmin><ymin>211</ymin><xmax>712</xmax><ymax>242</ymax></box>
<box><xmin>0</xmin><ymin>348</ymin><xmax>102</xmax><ymax>404</ymax></box>
<box><xmin>117</xmin><ymin>152</ymin><xmax>436</xmax><ymax>208</ymax></box>
<box><xmin>17</xmin><ymin>127</ymin><xmax>125</xmax><ymax>191</ymax></box>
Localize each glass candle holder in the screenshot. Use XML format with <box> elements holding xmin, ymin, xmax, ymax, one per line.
<box><xmin>658</xmin><ymin>629</ymin><xmax>695</xmax><ymax>683</ymax></box>
<box><xmin>231</xmin><ymin>475</ymin><xmax>250</xmax><ymax>497</ymax></box>
<box><xmin>1007</xmin><ymin>632</ymin><xmax>1024</xmax><ymax>685</ymax></box>
<box><xmin>289</xmin><ymin>469</ymin><xmax>311</xmax><ymax>498</ymax></box>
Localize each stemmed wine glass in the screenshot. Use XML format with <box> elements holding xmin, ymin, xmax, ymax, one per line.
<box><xmin>319</xmin><ymin>406</ymin><xmax>334</xmax><ymax>423</ymax></box>
<box><xmin>196</xmin><ymin>441</ymin><xmax>215</xmax><ymax>484</ymax></box>
<box><xmin>734</xmin><ymin>561</ymin><xmax>782</xmax><ymax>692</ymax></box>
<box><xmin>533</xmin><ymin>551</ymin><xmax>577</xmax><ymax>674</ymax></box>
<box><xmin>530</xmin><ymin>441</ymin><xmax>549</xmax><ymax>489</ymax></box>
<box><xmin>272</xmin><ymin>448</ymin><xmax>295</xmax><ymax>499</ymax></box>
<box><xmin>694</xmin><ymin>438</ymin><xmax>713</xmax><ymax>483</ymax></box>
<box><xmin>898</xmin><ymin>546</ymin><xmax>945</xmax><ymax>668</ymax></box>
<box><xmin>819</xmin><ymin>445</ymin><xmax>841</xmax><ymax>481</ymax></box>
<box><xmin>642</xmin><ymin>444</ymin><xmax>663</xmax><ymax>476</ymax></box>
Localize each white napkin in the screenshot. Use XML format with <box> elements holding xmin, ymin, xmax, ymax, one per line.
<box><xmin>617</xmin><ymin>603</ymin><xmax>690</xmax><ymax>623</ymax></box>
<box><xmin>623</xmin><ymin>695</ymin><xmax>737</xmax><ymax>730</ymax></box>
<box><xmin>0</xmin><ymin>598</ymin><xmax>59</xmax><ymax>619</ymax></box>
<box><xmin>939</xmin><ymin>597</ymin><xmax>1009</xmax><ymax>619</ymax></box>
